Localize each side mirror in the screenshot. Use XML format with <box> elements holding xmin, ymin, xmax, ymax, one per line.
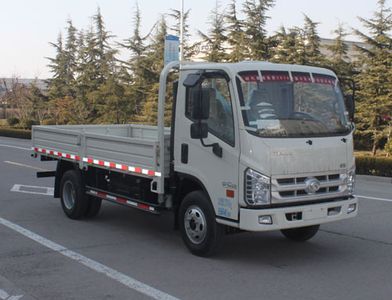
<box><xmin>345</xmin><ymin>94</ymin><xmax>355</xmax><ymax>121</ymax></box>
<box><xmin>190</xmin><ymin>88</ymin><xmax>210</xmax><ymax>120</ymax></box>
<box><xmin>183</xmin><ymin>73</ymin><xmax>203</xmax><ymax>88</ymax></box>
<box><xmin>190</xmin><ymin>122</ymin><xmax>208</xmax><ymax>139</ymax></box>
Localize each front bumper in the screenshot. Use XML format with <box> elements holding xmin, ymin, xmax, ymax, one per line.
<box><xmin>239</xmin><ymin>197</ymin><xmax>358</xmax><ymax>232</ymax></box>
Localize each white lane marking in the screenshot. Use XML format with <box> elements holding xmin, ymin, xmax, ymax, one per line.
<box><xmin>10</xmin><ymin>184</ymin><xmax>54</xmax><ymax>196</ymax></box>
<box><xmin>0</xmin><ymin>289</ymin><xmax>8</xmax><ymax>300</ymax></box>
<box><xmin>0</xmin><ymin>217</ymin><xmax>180</xmax><ymax>300</ymax></box>
<box><xmin>0</xmin><ymin>144</ymin><xmax>30</xmax><ymax>151</ymax></box>
<box><xmin>0</xmin><ymin>288</ymin><xmax>23</xmax><ymax>300</ymax></box>
<box><xmin>4</xmin><ymin>161</ymin><xmax>49</xmax><ymax>171</ymax></box>
<box><xmin>358</xmin><ymin>195</ymin><xmax>392</xmax><ymax>203</ymax></box>
<box><xmin>8</xmin><ymin>296</ymin><xmax>24</xmax><ymax>300</ymax></box>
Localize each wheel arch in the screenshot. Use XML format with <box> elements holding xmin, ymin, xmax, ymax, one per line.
<box><xmin>173</xmin><ymin>172</ymin><xmax>212</xmax><ymax>229</ymax></box>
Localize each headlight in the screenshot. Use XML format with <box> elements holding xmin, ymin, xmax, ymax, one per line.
<box><xmin>347</xmin><ymin>167</ymin><xmax>356</xmax><ymax>195</ymax></box>
<box><xmin>245</xmin><ymin>169</ymin><xmax>271</xmax><ymax>206</ymax></box>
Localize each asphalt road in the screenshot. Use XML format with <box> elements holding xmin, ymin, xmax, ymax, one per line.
<box><xmin>0</xmin><ymin>136</ymin><xmax>391</xmax><ymax>300</ymax></box>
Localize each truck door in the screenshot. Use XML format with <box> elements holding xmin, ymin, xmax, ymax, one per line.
<box><xmin>175</xmin><ymin>71</ymin><xmax>240</xmax><ymax>222</ymax></box>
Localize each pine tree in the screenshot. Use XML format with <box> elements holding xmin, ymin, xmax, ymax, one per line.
<box><xmin>270</xmin><ymin>26</ymin><xmax>307</xmax><ymax>64</ymax></box>
<box><xmin>302</xmin><ymin>14</ymin><xmax>323</xmax><ymax>66</ymax></box>
<box><xmin>168</xmin><ymin>8</ymin><xmax>195</xmax><ymax>59</ymax></box>
<box><xmin>74</xmin><ymin>27</ymin><xmax>100</xmax><ymax>122</ymax></box>
<box><xmin>87</xmin><ymin>75</ymin><xmax>129</xmax><ymax>124</ymax></box>
<box><xmin>28</xmin><ymin>81</ymin><xmax>49</xmax><ymax>124</ymax></box>
<box><xmin>242</xmin><ymin>0</ymin><xmax>275</xmax><ymax>60</ymax></box>
<box><xmin>198</xmin><ymin>1</ymin><xmax>227</xmax><ymax>62</ymax></box>
<box><xmin>225</xmin><ymin>0</ymin><xmax>247</xmax><ymax>62</ymax></box>
<box><xmin>326</xmin><ymin>24</ymin><xmax>353</xmax><ymax>81</ymax></box>
<box><xmin>137</xmin><ymin>17</ymin><xmax>168</xmax><ymax>124</ymax></box>
<box><xmin>271</xmin><ymin>26</ymin><xmax>298</xmax><ymax>63</ymax></box>
<box><xmin>92</xmin><ymin>7</ymin><xmax>118</xmax><ymax>83</ymax></box>
<box><xmin>354</xmin><ymin>0</ymin><xmax>392</xmax><ymax>155</ymax></box>
<box><xmin>121</xmin><ymin>4</ymin><xmax>151</xmax><ymax>117</ymax></box>
<box><xmin>47</xmin><ymin>33</ymin><xmax>67</xmax><ymax>100</ymax></box>
<box><xmin>63</xmin><ymin>20</ymin><xmax>78</xmax><ymax>97</ymax></box>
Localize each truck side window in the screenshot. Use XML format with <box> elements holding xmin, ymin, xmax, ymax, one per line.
<box><xmin>186</xmin><ymin>76</ymin><xmax>235</xmax><ymax>146</ymax></box>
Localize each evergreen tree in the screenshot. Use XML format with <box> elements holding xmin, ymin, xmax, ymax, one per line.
<box><xmin>225</xmin><ymin>0</ymin><xmax>247</xmax><ymax>62</ymax></box>
<box><xmin>271</xmin><ymin>26</ymin><xmax>299</xmax><ymax>63</ymax></box>
<box><xmin>168</xmin><ymin>8</ymin><xmax>195</xmax><ymax>59</ymax></box>
<box><xmin>74</xmin><ymin>27</ymin><xmax>100</xmax><ymax>122</ymax></box>
<box><xmin>242</xmin><ymin>0</ymin><xmax>275</xmax><ymax>60</ymax></box>
<box><xmin>87</xmin><ymin>75</ymin><xmax>128</xmax><ymax>124</ymax></box>
<box><xmin>121</xmin><ymin>3</ymin><xmax>148</xmax><ymax>117</ymax></box>
<box><xmin>302</xmin><ymin>14</ymin><xmax>323</xmax><ymax>65</ymax></box>
<box><xmin>326</xmin><ymin>24</ymin><xmax>353</xmax><ymax>83</ymax></box>
<box><xmin>198</xmin><ymin>1</ymin><xmax>227</xmax><ymax>62</ymax></box>
<box><xmin>28</xmin><ymin>81</ymin><xmax>49</xmax><ymax>124</ymax></box>
<box><xmin>63</xmin><ymin>20</ymin><xmax>78</xmax><ymax>97</ymax></box>
<box><xmin>47</xmin><ymin>33</ymin><xmax>67</xmax><ymax>100</ymax></box>
<box><xmin>270</xmin><ymin>26</ymin><xmax>308</xmax><ymax>64</ymax></box>
<box><xmin>354</xmin><ymin>0</ymin><xmax>392</xmax><ymax>155</ymax></box>
<box><xmin>137</xmin><ymin>17</ymin><xmax>168</xmax><ymax>124</ymax></box>
<box><xmin>92</xmin><ymin>7</ymin><xmax>118</xmax><ymax>83</ymax></box>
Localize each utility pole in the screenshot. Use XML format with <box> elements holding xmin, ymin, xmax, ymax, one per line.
<box><xmin>180</xmin><ymin>0</ymin><xmax>184</xmax><ymax>61</ymax></box>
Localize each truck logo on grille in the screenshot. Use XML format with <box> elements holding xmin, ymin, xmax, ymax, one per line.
<box><xmin>305</xmin><ymin>177</ymin><xmax>321</xmax><ymax>194</ymax></box>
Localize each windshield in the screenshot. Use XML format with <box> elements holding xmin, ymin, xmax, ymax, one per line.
<box><xmin>237</xmin><ymin>70</ymin><xmax>351</xmax><ymax>138</ymax></box>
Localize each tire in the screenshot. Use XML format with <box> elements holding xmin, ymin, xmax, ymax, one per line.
<box><xmin>179</xmin><ymin>190</ymin><xmax>224</xmax><ymax>257</ymax></box>
<box><xmin>84</xmin><ymin>196</ymin><xmax>102</xmax><ymax>218</ymax></box>
<box><xmin>281</xmin><ymin>225</ymin><xmax>320</xmax><ymax>242</ymax></box>
<box><xmin>60</xmin><ymin>170</ymin><xmax>89</xmax><ymax>220</ymax></box>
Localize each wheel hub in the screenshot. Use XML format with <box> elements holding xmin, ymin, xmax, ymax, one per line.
<box><xmin>184</xmin><ymin>206</ymin><xmax>207</xmax><ymax>245</ymax></box>
<box><xmin>63</xmin><ymin>181</ymin><xmax>76</xmax><ymax>210</ymax></box>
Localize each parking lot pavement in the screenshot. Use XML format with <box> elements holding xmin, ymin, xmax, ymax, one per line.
<box><xmin>0</xmin><ymin>136</ymin><xmax>392</xmax><ymax>300</ymax></box>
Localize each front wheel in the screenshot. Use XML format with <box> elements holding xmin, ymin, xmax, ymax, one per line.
<box><xmin>179</xmin><ymin>191</ymin><xmax>224</xmax><ymax>257</ymax></box>
<box><xmin>281</xmin><ymin>225</ymin><xmax>320</xmax><ymax>242</ymax></box>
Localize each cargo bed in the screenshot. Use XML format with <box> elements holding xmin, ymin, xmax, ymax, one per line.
<box><xmin>32</xmin><ymin>124</ymin><xmax>171</xmax><ymax>181</ymax></box>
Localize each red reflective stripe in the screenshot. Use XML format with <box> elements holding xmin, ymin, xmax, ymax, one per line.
<box><xmin>138</xmin><ymin>203</ymin><xmax>149</xmax><ymax>210</ymax></box>
<box><xmin>117</xmin><ymin>197</ymin><xmax>127</xmax><ymax>204</ymax></box>
<box><xmin>97</xmin><ymin>192</ymin><xmax>106</xmax><ymax>198</ymax></box>
<box><xmin>34</xmin><ymin>148</ymin><xmax>158</xmax><ymax>177</ymax></box>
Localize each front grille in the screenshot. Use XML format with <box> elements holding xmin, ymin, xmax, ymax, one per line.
<box><xmin>271</xmin><ymin>173</ymin><xmax>349</xmax><ymax>204</ymax></box>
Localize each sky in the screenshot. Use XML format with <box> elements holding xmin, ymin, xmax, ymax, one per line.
<box><xmin>0</xmin><ymin>0</ymin><xmax>384</xmax><ymax>79</ymax></box>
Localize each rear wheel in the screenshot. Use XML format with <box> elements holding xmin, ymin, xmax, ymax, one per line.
<box><xmin>281</xmin><ymin>225</ymin><xmax>320</xmax><ymax>242</ymax></box>
<box><xmin>179</xmin><ymin>191</ymin><xmax>224</xmax><ymax>257</ymax></box>
<box><xmin>60</xmin><ymin>170</ymin><xmax>89</xmax><ymax>219</ymax></box>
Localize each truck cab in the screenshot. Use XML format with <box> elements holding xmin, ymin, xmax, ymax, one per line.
<box><xmin>172</xmin><ymin>61</ymin><xmax>357</xmax><ymax>253</ymax></box>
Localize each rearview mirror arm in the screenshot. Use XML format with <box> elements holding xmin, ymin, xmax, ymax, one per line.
<box><xmin>199</xmin><ymin>133</ymin><xmax>223</xmax><ymax>158</ymax></box>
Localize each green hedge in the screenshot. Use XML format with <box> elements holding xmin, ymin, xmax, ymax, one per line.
<box><xmin>0</xmin><ymin>127</ymin><xmax>31</xmax><ymax>139</ymax></box>
<box><xmin>356</xmin><ymin>156</ymin><xmax>392</xmax><ymax>177</ymax></box>
<box><xmin>354</xmin><ymin>131</ymin><xmax>387</xmax><ymax>151</ymax></box>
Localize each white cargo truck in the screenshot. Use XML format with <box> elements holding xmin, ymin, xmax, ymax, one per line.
<box><xmin>32</xmin><ymin>61</ymin><xmax>358</xmax><ymax>256</ymax></box>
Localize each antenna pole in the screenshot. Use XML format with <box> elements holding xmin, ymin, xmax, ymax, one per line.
<box><xmin>180</xmin><ymin>0</ymin><xmax>184</xmax><ymax>61</ymax></box>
